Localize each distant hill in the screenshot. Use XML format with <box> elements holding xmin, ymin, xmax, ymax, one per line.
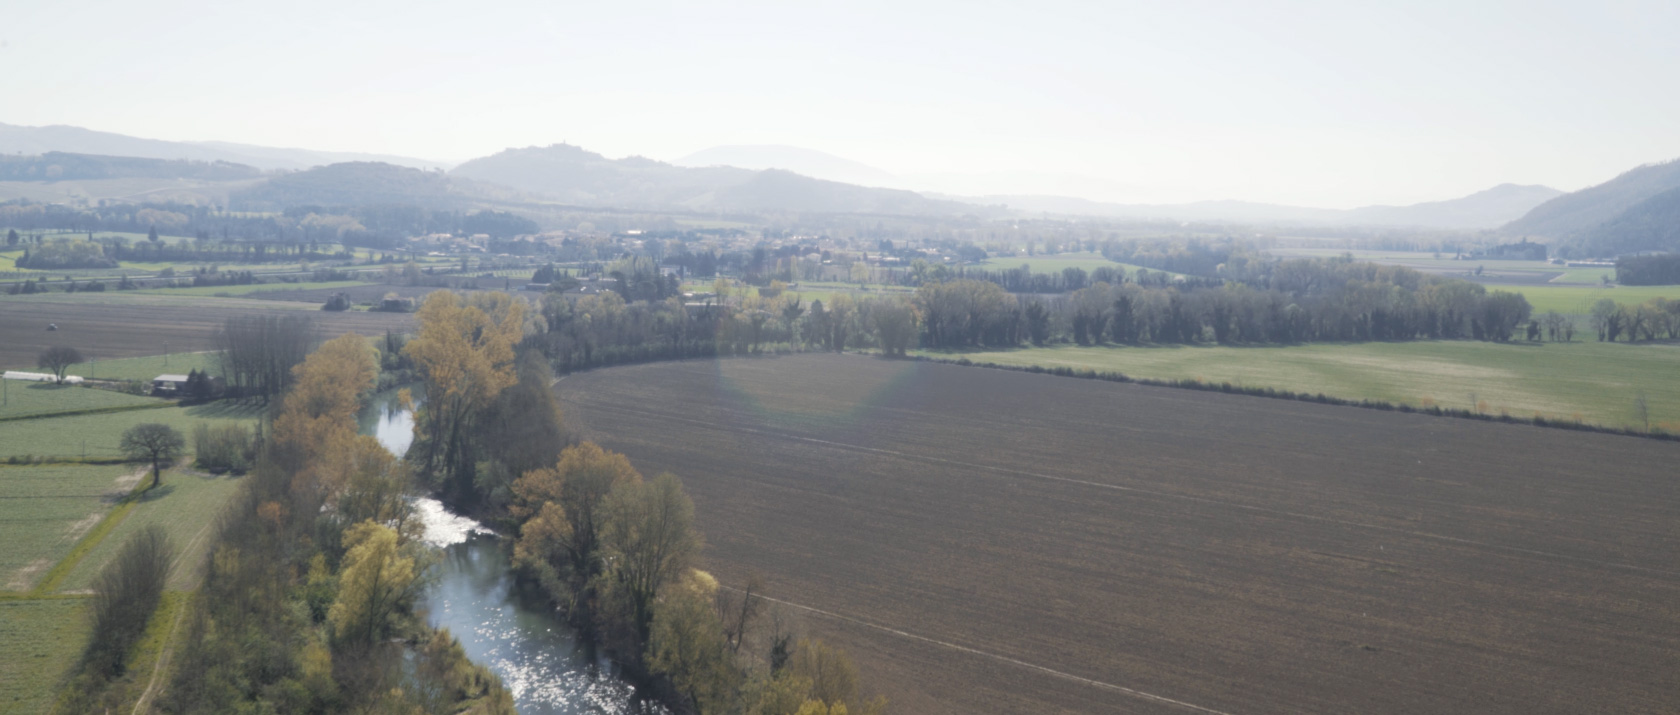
<box><xmin>0</xmin><ymin>122</ymin><xmax>449</xmax><ymax>171</ymax></box>
<box><xmin>229</xmin><ymin>162</ymin><xmax>510</xmax><ymax>211</ymax></box>
<box><xmin>956</xmin><ymin>185</ymin><xmax>1558</xmax><ymax>229</ymax></box>
<box><xmin>453</xmin><ymin>144</ymin><xmax>977</xmax><ymax>216</ymax></box>
<box><xmin>1503</xmin><ymin>159</ymin><xmax>1680</xmax><ymax>242</ymax></box>
<box><xmin>674</xmin><ymin>145</ymin><xmax>900</xmax><ymax>187</ymax></box>
<box><xmin>1567</xmin><ymin>186</ymin><xmax>1680</xmax><ymax>256</ymax></box>
<box><xmin>1346</xmin><ymin>184</ymin><xmax>1563</xmax><ymax>229</ymax></box>
<box><xmin>0</xmin><ymin>152</ymin><xmax>264</xmax><ymax>182</ymax></box>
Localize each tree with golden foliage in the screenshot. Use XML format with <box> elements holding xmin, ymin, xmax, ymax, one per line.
<box><xmin>513</xmin><ymin>442</ymin><xmax>642</xmax><ymax>581</ymax></box>
<box><xmin>329</xmin><ymin>521</ymin><xmax>420</xmax><ymax>646</ymax></box>
<box><xmin>270</xmin><ymin>333</ymin><xmax>379</xmax><ymax>484</ymax></box>
<box><xmin>404</xmin><ymin>290</ymin><xmax>525</xmax><ymax>500</ymax></box>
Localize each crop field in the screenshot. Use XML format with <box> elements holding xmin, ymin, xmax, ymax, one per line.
<box><xmin>560</xmin><ymin>355</ymin><xmax>1680</xmax><ymax>714</ymax></box>
<box><xmin>0</xmin><ymin>598</ymin><xmax>90</xmax><ymax>713</ymax></box>
<box><xmin>0</xmin><ymin>463</ymin><xmax>139</xmax><ymax>591</ymax></box>
<box><xmin>913</xmin><ymin>340</ymin><xmax>1680</xmax><ymax>430</ymax></box>
<box><xmin>0</xmin><ymin>292</ymin><xmax>414</xmax><ymax>368</ymax></box>
<box><xmin>0</xmin><ymin>402</ymin><xmax>262</xmax><ymax>460</ymax></box>
<box><xmin>0</xmin><ymin>382</ymin><xmax>167</xmax><ymax>419</ymax></box>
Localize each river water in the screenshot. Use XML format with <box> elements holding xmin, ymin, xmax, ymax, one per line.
<box><xmin>359</xmin><ymin>388</ymin><xmax>662</xmax><ymax>714</ymax></box>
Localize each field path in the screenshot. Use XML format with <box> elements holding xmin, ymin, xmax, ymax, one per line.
<box><xmin>561</xmin><ymin>354</ymin><xmax>1680</xmax><ymax>715</ymax></box>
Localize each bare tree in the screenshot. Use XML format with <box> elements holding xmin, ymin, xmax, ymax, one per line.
<box><xmin>37</xmin><ymin>345</ymin><xmax>83</xmax><ymax>383</ymax></box>
<box><xmin>120</xmin><ymin>423</ymin><xmax>186</xmax><ymax>488</ymax></box>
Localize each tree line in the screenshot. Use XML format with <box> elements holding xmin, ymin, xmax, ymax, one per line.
<box><xmin>162</xmin><ymin>333</ymin><xmax>515</xmax><ymax>713</ymax></box>
<box><xmin>0</xmin><ymin>198</ymin><xmax>538</xmax><ymax>248</ymax></box>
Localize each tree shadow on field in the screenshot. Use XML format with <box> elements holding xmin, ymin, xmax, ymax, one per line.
<box><xmin>185</xmin><ymin>400</ymin><xmax>267</xmax><ymax>419</ymax></box>
<box><xmin>136</xmin><ymin>483</ymin><xmax>177</xmax><ymax>502</ymax></box>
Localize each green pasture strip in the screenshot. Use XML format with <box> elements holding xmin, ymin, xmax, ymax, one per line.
<box><xmin>45</xmin><ymin>352</ymin><xmax>219</xmax><ymax>382</ymax></box>
<box><xmin>133</xmin><ymin>279</ymin><xmax>375</xmax><ymax>297</ymax></box>
<box><xmin>912</xmin><ymin>340</ymin><xmax>1680</xmax><ymax>431</ymax></box>
<box><xmin>0</xmin><ymin>401</ymin><xmax>173</xmax><ymax>423</ymax></box>
<box><xmin>31</xmin><ymin>477</ymin><xmax>151</xmax><ymax>596</ymax></box>
<box><xmin>0</xmin><ymin>464</ymin><xmax>139</xmax><ymax>592</ymax></box>
<box><xmin>59</xmin><ymin>472</ymin><xmax>243</xmax><ymax>592</ymax></box>
<box><xmin>0</xmin><ymin>402</ymin><xmax>263</xmax><ymax>459</ymax></box>
<box><xmin>1505</xmin><ymin>284</ymin><xmax>1678</xmax><ymax>315</ymax></box>
<box><xmin>0</xmin><ymin>598</ymin><xmax>90</xmax><ymax>714</ymax></box>
<box><xmin>0</xmin><ymin>382</ymin><xmax>167</xmax><ymax>419</ymax></box>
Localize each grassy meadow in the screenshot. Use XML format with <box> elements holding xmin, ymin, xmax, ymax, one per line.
<box><xmin>1509</xmin><ymin>284</ymin><xmax>1678</xmax><ymax>315</ymax></box>
<box><xmin>0</xmin><ymin>382</ymin><xmax>167</xmax><ymax>419</ymax></box>
<box><xmin>50</xmin><ymin>352</ymin><xmax>219</xmax><ymax>382</ymax></box>
<box><xmin>0</xmin><ymin>402</ymin><xmax>263</xmax><ymax>460</ymax></box>
<box><xmin>914</xmin><ymin>340</ymin><xmax>1680</xmax><ymax>430</ymax></box>
<box><xmin>0</xmin><ymin>598</ymin><xmax>90</xmax><ymax>713</ymax></box>
<box><xmin>59</xmin><ymin>472</ymin><xmax>243</xmax><ymax>592</ymax></box>
<box><xmin>0</xmin><ymin>464</ymin><xmax>140</xmax><ymax>591</ymax></box>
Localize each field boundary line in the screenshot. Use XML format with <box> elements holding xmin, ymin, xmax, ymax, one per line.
<box><xmin>588</xmin><ymin>402</ymin><xmax>1680</xmax><ymax>578</ymax></box>
<box><xmin>725</xmin><ymin>586</ymin><xmax>1236</xmax><ymax>715</ymax></box>
<box><xmin>0</xmin><ymin>401</ymin><xmax>175</xmax><ymax>423</ymax></box>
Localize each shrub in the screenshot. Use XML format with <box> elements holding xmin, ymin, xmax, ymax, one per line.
<box><xmin>84</xmin><ymin>525</ymin><xmax>173</xmax><ymax>677</ymax></box>
<box><xmin>194</xmin><ymin>423</ymin><xmax>253</xmax><ymax>474</ymax></box>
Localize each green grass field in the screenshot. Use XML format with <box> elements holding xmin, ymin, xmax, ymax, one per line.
<box><xmin>915</xmin><ymin>340</ymin><xmax>1680</xmax><ymax>430</ymax></box>
<box><xmin>0</xmin><ymin>402</ymin><xmax>263</xmax><ymax>460</ymax></box>
<box><xmin>41</xmin><ymin>352</ymin><xmax>219</xmax><ymax>382</ymax></box>
<box><xmin>1506</xmin><ymin>284</ymin><xmax>1678</xmax><ymax>315</ymax></box>
<box><xmin>59</xmin><ymin>472</ymin><xmax>243</xmax><ymax>592</ymax></box>
<box><xmin>0</xmin><ymin>464</ymin><xmax>139</xmax><ymax>591</ymax></box>
<box><xmin>978</xmin><ymin>251</ymin><xmax>1159</xmax><ymax>275</ymax></box>
<box><xmin>0</xmin><ymin>383</ymin><xmax>167</xmax><ymax>419</ymax></box>
<box><xmin>132</xmin><ymin>279</ymin><xmax>374</xmax><ymax>297</ymax></box>
<box><xmin>0</xmin><ymin>598</ymin><xmax>90</xmax><ymax>713</ymax></box>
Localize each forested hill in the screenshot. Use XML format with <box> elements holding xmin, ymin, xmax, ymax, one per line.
<box><xmin>1571</xmin><ymin>187</ymin><xmax>1680</xmax><ymax>257</ymax></box>
<box><xmin>228</xmin><ymin>161</ymin><xmax>519</xmax><ymax>211</ymax></box>
<box><xmin>452</xmin><ymin>144</ymin><xmax>984</xmax><ymax>216</ymax></box>
<box><xmin>1502</xmin><ymin>159</ymin><xmax>1680</xmax><ymax>253</ymax></box>
<box><xmin>0</xmin><ymin>152</ymin><xmax>265</xmax><ymax>182</ymax></box>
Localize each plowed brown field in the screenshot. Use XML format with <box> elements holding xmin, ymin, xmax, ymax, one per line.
<box><xmin>559</xmin><ymin>354</ymin><xmax>1680</xmax><ymax>715</ymax></box>
<box><xmin>0</xmin><ymin>295</ymin><xmax>414</xmax><ymax>367</ymax></box>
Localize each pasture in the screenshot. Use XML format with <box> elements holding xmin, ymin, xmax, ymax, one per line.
<box><xmin>0</xmin><ymin>402</ymin><xmax>262</xmax><ymax>460</ymax></box>
<box><xmin>28</xmin><ymin>352</ymin><xmax>219</xmax><ymax>383</ymax></box>
<box><xmin>1511</xmin><ymin>283</ymin><xmax>1677</xmax><ymax>315</ymax></box>
<box><xmin>0</xmin><ymin>464</ymin><xmax>140</xmax><ymax>592</ymax></box>
<box><xmin>0</xmin><ymin>382</ymin><xmax>167</xmax><ymax>419</ymax></box>
<box><xmin>914</xmin><ymin>340</ymin><xmax>1680</xmax><ymax>430</ymax></box>
<box><xmin>0</xmin><ymin>599</ymin><xmax>90</xmax><ymax>713</ymax></box>
<box><xmin>978</xmin><ymin>251</ymin><xmax>1155</xmax><ymax>275</ymax></box>
<box><xmin>561</xmin><ymin>355</ymin><xmax>1680</xmax><ymax>714</ymax></box>
<box><xmin>0</xmin><ymin>292</ymin><xmax>414</xmax><ymax>368</ymax></box>
<box><xmin>58</xmin><ymin>471</ymin><xmax>243</xmax><ymax>592</ymax></box>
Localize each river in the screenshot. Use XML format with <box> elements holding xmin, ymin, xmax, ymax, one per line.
<box><xmin>359</xmin><ymin>388</ymin><xmax>663</xmax><ymax>714</ymax></box>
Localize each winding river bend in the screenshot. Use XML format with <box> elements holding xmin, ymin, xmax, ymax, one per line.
<box><xmin>359</xmin><ymin>389</ymin><xmax>663</xmax><ymax>714</ymax></box>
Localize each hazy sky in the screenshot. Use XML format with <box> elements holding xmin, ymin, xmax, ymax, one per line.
<box><xmin>3</xmin><ymin>0</ymin><xmax>1678</xmax><ymax>207</ymax></box>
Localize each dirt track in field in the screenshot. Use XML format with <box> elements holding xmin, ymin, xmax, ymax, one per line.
<box><xmin>0</xmin><ymin>296</ymin><xmax>414</xmax><ymax>367</ymax></box>
<box><xmin>559</xmin><ymin>354</ymin><xmax>1680</xmax><ymax>714</ymax></box>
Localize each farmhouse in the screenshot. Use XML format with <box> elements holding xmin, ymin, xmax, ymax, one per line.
<box><xmin>151</xmin><ymin>373</ymin><xmax>191</xmax><ymax>396</ymax></box>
